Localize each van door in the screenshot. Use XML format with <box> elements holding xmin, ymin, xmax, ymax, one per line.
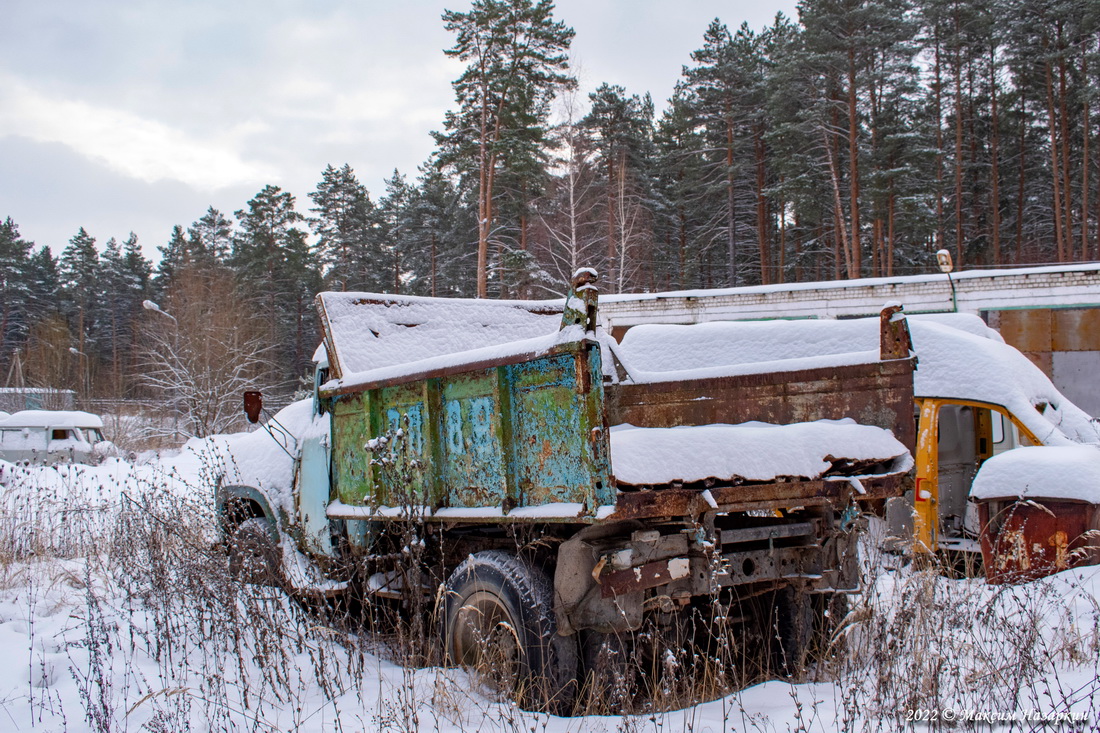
<box><xmin>936</xmin><ymin>405</ymin><xmax>978</xmax><ymax>543</ymax></box>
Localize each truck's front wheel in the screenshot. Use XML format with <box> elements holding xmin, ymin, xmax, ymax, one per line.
<box><xmin>443</xmin><ymin>550</ymin><xmax>578</xmax><ymax>714</ymax></box>
<box><xmin>228</xmin><ymin>517</ymin><xmax>283</xmax><ymax>587</ymax></box>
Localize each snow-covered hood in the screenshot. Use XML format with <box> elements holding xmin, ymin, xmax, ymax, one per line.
<box><xmin>189</xmin><ymin>399</ymin><xmax>317</xmax><ymax>514</ymax></box>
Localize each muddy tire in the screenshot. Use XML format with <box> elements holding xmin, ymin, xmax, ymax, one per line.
<box><xmin>812</xmin><ymin>591</ymin><xmax>851</xmax><ymax>662</ymax></box>
<box><xmin>443</xmin><ymin>550</ymin><xmax>578</xmax><ymax>714</ymax></box>
<box><xmin>580</xmin><ymin>629</ymin><xmax>637</xmax><ymax>713</ymax></box>
<box><xmin>771</xmin><ymin>586</ymin><xmax>814</xmax><ymax>677</ymax></box>
<box><xmin>228</xmin><ymin>517</ymin><xmax>283</xmax><ymax>586</ymax></box>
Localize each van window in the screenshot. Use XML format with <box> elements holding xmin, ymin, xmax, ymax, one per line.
<box><xmin>2</xmin><ymin>428</ymin><xmax>46</xmax><ymax>451</ymax></box>
<box><xmin>991</xmin><ymin>411</ymin><xmax>1004</xmax><ymax>444</ymax></box>
<box><xmin>990</xmin><ymin>409</ymin><xmax>1019</xmax><ymax>454</ymax></box>
<box><xmin>52</xmin><ymin>429</ymin><xmax>69</xmax><ymax>440</ymax></box>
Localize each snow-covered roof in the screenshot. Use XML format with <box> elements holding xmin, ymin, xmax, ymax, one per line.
<box><xmin>316</xmin><ymin>291</ymin><xmax>564</xmax><ymax>379</ymax></box>
<box><xmin>971</xmin><ymin>445</ymin><xmax>1100</xmax><ymax>502</ymax></box>
<box><xmin>0</xmin><ymin>410</ymin><xmax>104</xmax><ymax>430</ymax></box>
<box><xmin>610</xmin><ymin>419</ymin><xmax>911</xmax><ymax>486</ymax></box>
<box><xmin>616</xmin><ymin>313</ymin><xmax>1099</xmax><ymax>447</ymax></box>
<box><xmin>599</xmin><ymin>262</ymin><xmax>1100</xmax><ymax>303</ymax></box>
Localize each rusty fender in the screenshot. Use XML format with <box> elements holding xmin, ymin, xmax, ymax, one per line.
<box><xmin>554</xmin><ymin>521</ymin><xmax>711</xmax><ymax>635</ymax></box>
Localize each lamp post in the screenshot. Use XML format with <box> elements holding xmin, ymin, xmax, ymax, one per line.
<box><xmin>936</xmin><ymin>249</ymin><xmax>958</xmax><ymax>313</ymax></box>
<box><xmin>68</xmin><ymin>347</ymin><xmax>89</xmax><ymax>408</ymax></box>
<box><xmin>142</xmin><ymin>300</ymin><xmax>181</xmax><ymax>441</ymax></box>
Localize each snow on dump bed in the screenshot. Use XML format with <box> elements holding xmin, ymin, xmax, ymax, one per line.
<box><xmin>971</xmin><ymin>445</ymin><xmax>1100</xmax><ymax>502</ymax></box>
<box><xmin>610</xmin><ymin>419</ymin><xmax>911</xmax><ymax>486</ymax></box>
<box><xmin>616</xmin><ymin>313</ymin><xmax>1100</xmax><ymax>447</ymax></box>
<box><xmin>317</xmin><ymin>291</ymin><xmax>563</xmax><ymax>378</ymax></box>
<box><xmin>327</xmin><ymin>326</ymin><xmax>589</xmax><ymax>392</ymax></box>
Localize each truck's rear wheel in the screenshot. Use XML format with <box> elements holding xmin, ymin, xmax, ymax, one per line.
<box><xmin>228</xmin><ymin>517</ymin><xmax>283</xmax><ymax>587</ymax></box>
<box><xmin>770</xmin><ymin>586</ymin><xmax>815</xmax><ymax>677</ymax></box>
<box><xmin>443</xmin><ymin>550</ymin><xmax>578</xmax><ymax>714</ymax></box>
<box><xmin>580</xmin><ymin>629</ymin><xmax>637</xmax><ymax>713</ymax></box>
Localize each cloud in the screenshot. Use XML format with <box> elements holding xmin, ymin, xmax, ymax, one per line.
<box><xmin>0</xmin><ymin>73</ymin><xmax>276</xmax><ymax>191</ymax></box>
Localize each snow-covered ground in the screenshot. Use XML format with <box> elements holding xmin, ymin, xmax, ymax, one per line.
<box><xmin>0</xmin><ymin>431</ymin><xmax>1097</xmax><ymax>731</ymax></box>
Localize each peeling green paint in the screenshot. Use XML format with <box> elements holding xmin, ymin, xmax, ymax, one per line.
<box><xmin>328</xmin><ymin>341</ymin><xmax>612</xmax><ymax>519</ymax></box>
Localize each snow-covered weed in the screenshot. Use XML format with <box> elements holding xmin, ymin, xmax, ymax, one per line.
<box><xmin>835</xmin><ymin>530</ymin><xmax>1100</xmax><ymax>731</ymax></box>
<box><xmin>0</xmin><ymin>454</ymin><xmax>1098</xmax><ymax>731</ymax></box>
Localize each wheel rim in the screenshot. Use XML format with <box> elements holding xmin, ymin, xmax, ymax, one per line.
<box><xmin>451</xmin><ymin>589</ymin><xmax>521</xmax><ymax>688</ymax></box>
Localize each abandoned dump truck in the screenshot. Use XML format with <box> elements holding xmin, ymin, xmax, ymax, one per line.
<box><xmin>614</xmin><ymin>312</ymin><xmax>1100</xmax><ymax>565</ymax></box>
<box><xmin>218</xmin><ymin>273</ymin><xmax>915</xmax><ymax>712</ymax></box>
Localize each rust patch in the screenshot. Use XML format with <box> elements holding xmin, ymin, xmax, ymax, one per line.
<box><xmin>601</xmin><ymin>558</ymin><xmax>688</xmax><ymax>597</ymax></box>
<box><xmin>606</xmin><ymin>475</ymin><xmax>904</xmax><ymax>521</ymax></box>
<box><xmin>606</xmin><ymin>359</ymin><xmax>916</xmax><ymax>452</ymax></box>
<box><xmin>979</xmin><ymin>498</ymin><xmax>1100</xmax><ymax>584</ymax></box>
<box><xmin>880</xmin><ymin>303</ymin><xmax>914</xmax><ymax>360</ymax></box>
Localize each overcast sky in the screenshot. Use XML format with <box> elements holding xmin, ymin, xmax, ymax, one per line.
<box><xmin>1</xmin><ymin>0</ymin><xmax>799</xmax><ymax>262</ymax></box>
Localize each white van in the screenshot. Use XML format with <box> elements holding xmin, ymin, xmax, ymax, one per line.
<box><xmin>0</xmin><ymin>411</ymin><xmax>116</xmax><ymax>465</ymax></box>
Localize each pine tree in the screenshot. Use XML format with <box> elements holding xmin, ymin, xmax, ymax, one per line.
<box><xmin>26</xmin><ymin>246</ymin><xmax>60</xmax><ymax>318</ymax></box>
<box><xmin>122</xmin><ymin>232</ymin><xmax>153</xmax><ymax>297</ymax></box>
<box><xmin>652</xmin><ymin>90</ymin><xmax>709</xmax><ymax>289</ymax></box>
<box><xmin>376</xmin><ymin>170</ymin><xmax>415</xmax><ymax>294</ymax></box>
<box><xmin>682</xmin><ymin>21</ymin><xmax>770</xmax><ymax>286</ymax></box>
<box><xmin>308</xmin><ymin>164</ymin><xmax>377</xmax><ymax>290</ymax></box>
<box><xmin>233</xmin><ymin>185</ymin><xmax>322</xmax><ymax>384</ymax></box>
<box><xmin>583</xmin><ymin>84</ymin><xmax>658</xmax><ymax>292</ymax></box>
<box><xmin>403</xmin><ymin>165</ymin><xmax>479</xmax><ymax>297</ymax></box>
<box><xmin>87</xmin><ymin>232</ymin><xmax>153</xmax><ymax>399</ymax></box>
<box><xmin>154</xmin><ymin>225</ymin><xmax>189</xmax><ymax>295</ymax></box>
<box><xmin>0</xmin><ymin>218</ymin><xmax>35</xmax><ymax>369</ymax></box>
<box><xmin>187</xmin><ymin>207</ymin><xmax>234</xmax><ymax>267</ymax></box>
<box><xmin>59</xmin><ymin>227</ymin><xmax>100</xmax><ymax>361</ymax></box>
<box><xmin>435</xmin><ymin>0</ymin><xmax>576</xmax><ymax>297</ymax></box>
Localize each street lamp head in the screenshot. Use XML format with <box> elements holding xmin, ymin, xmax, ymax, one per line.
<box><xmin>935</xmin><ymin>249</ymin><xmax>954</xmax><ymax>274</ymax></box>
<box><xmin>68</xmin><ymin>347</ymin><xmax>86</xmax><ymax>357</ymax></box>
<box><xmin>142</xmin><ymin>299</ymin><xmax>177</xmax><ymax>322</ymax></box>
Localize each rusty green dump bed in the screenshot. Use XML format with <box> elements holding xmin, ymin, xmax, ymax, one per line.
<box><xmin>315</xmin><ymin>281</ymin><xmax>915</xmax><ymax>527</ymax></box>
<box><xmin>317</xmin><ymin>288</ymin><xmax>616</xmax><ymax>522</ymax></box>
<box><xmin>324</xmin><ymin>338</ymin><xmax>612</xmax><ymax>518</ymax></box>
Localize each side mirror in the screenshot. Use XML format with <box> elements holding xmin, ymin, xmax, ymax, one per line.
<box><xmin>243</xmin><ymin>391</ymin><xmax>263</xmax><ymax>424</ymax></box>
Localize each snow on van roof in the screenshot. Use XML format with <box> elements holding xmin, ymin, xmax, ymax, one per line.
<box><xmin>0</xmin><ymin>410</ymin><xmax>104</xmax><ymax>429</ymax></box>
<box><xmin>616</xmin><ymin>313</ymin><xmax>1099</xmax><ymax>447</ymax></box>
<box><xmin>971</xmin><ymin>445</ymin><xmax>1100</xmax><ymax>502</ymax></box>
<box><xmin>316</xmin><ymin>292</ymin><xmax>564</xmax><ymax>379</ymax></box>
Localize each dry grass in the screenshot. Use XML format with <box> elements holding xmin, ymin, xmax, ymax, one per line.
<box><xmin>0</xmin><ymin>460</ymin><xmax>1096</xmax><ymax>731</ymax></box>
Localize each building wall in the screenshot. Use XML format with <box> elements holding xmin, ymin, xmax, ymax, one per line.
<box><xmin>987</xmin><ymin>308</ymin><xmax>1100</xmax><ymax>417</ymax></box>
